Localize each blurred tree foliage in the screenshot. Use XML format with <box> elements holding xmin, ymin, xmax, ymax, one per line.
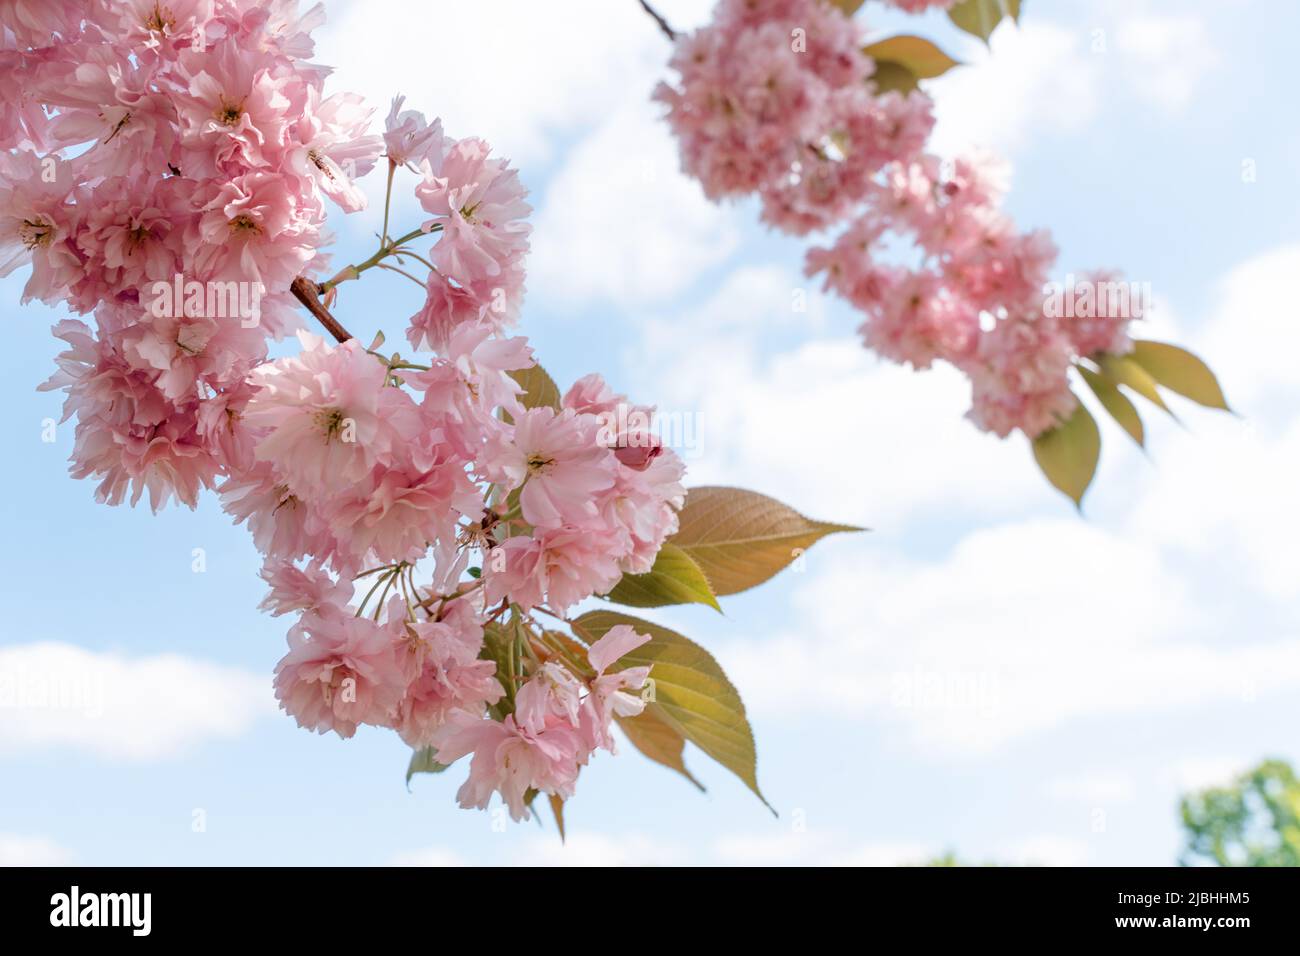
<box><xmin>1180</xmin><ymin>759</ymin><xmax>1300</xmax><ymax>867</ymax></box>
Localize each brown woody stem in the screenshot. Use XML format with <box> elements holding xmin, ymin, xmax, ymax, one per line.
<box><xmin>289</xmin><ymin>275</ymin><xmax>353</xmax><ymax>343</ymax></box>
<box><xmin>637</xmin><ymin>0</ymin><xmax>679</xmax><ymax>40</ymax></box>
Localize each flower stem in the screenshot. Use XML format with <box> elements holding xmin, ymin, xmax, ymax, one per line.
<box><xmin>381</xmin><ymin>160</ymin><xmax>396</xmax><ymax>248</ymax></box>
<box><xmin>321</xmin><ymin>225</ymin><xmax>436</xmax><ymax>293</ymax></box>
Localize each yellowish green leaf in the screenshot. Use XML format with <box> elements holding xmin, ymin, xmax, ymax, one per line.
<box><xmin>1099</xmin><ymin>354</ymin><xmax>1174</xmax><ymax>416</ymax></box>
<box><xmin>571</xmin><ymin>610</ymin><xmax>773</xmax><ymax>814</ymax></box>
<box><xmin>616</xmin><ymin>708</ymin><xmax>706</xmax><ymax>792</ymax></box>
<box><xmin>1079</xmin><ymin>366</ymin><xmax>1144</xmax><ymax>448</ymax></box>
<box><xmin>604</xmin><ymin>542</ymin><xmax>721</xmax><ymax>612</ymax></box>
<box><xmin>1032</xmin><ymin>399</ymin><xmax>1101</xmax><ymax>508</ymax></box>
<box><xmin>863</xmin><ymin>35</ymin><xmax>962</xmax><ymax>80</ymax></box>
<box><xmin>948</xmin><ymin>0</ymin><xmax>1019</xmax><ymax>45</ymax></box>
<box><xmin>1129</xmin><ymin>340</ymin><xmax>1231</xmax><ymax>412</ymax></box>
<box><xmin>548</xmin><ymin>794</ymin><xmax>566</xmax><ymax>843</ymax></box>
<box><xmin>669</xmin><ymin>486</ymin><xmax>862</xmax><ymax>597</ymax></box>
<box><xmin>507</xmin><ymin>364</ymin><xmax>562</xmax><ymax>413</ymax></box>
<box><xmin>829</xmin><ymin>0</ymin><xmax>866</xmax><ymax>14</ymax></box>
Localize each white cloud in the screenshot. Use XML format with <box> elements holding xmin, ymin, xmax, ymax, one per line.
<box><xmin>1131</xmin><ymin>246</ymin><xmax>1300</xmax><ymax>602</ymax></box>
<box><xmin>1044</xmin><ymin>771</ymin><xmax>1137</xmax><ymax>806</ymax></box>
<box><xmin>1004</xmin><ymin>835</ymin><xmax>1092</xmax><ymax>867</ymax></box>
<box><xmin>1113</xmin><ymin>14</ymin><xmax>1218</xmax><ymax>112</ymax></box>
<box><xmin>711</xmin><ymin>830</ymin><xmax>931</xmax><ymax>867</ymax></box>
<box><xmin>714</xmin><ymin>518</ymin><xmax>1300</xmax><ymax>754</ymax></box>
<box><xmin>0</xmin><ymin>643</ymin><xmax>273</xmax><ymax>761</ymax></box>
<box><xmin>928</xmin><ymin>6</ymin><xmax>1217</xmax><ymax>158</ymax></box>
<box><xmin>0</xmin><ymin>833</ymin><xmax>75</xmax><ymax>866</ymax></box>
<box><xmin>318</xmin><ymin>0</ymin><xmax>679</xmax><ymax>169</ymax></box>
<box><xmin>929</xmin><ymin>23</ymin><xmax>1100</xmax><ymax>157</ymax></box>
<box><xmin>1192</xmin><ymin>244</ymin><xmax>1300</xmax><ymax>416</ymax></box>
<box><xmin>389</xmin><ymin>846</ymin><xmax>468</xmax><ymax>867</ymax></box>
<box><xmin>529</xmin><ymin>94</ymin><xmax>740</xmax><ymax>310</ymax></box>
<box><xmin>511</xmin><ymin>831</ymin><xmax>687</xmax><ymax>866</ymax></box>
<box><xmin>1158</xmin><ymin>757</ymin><xmax>1246</xmax><ymax>794</ymax></box>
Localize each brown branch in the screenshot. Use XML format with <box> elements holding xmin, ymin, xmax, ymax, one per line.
<box><xmin>289</xmin><ymin>275</ymin><xmax>353</xmax><ymax>343</ymax></box>
<box><xmin>637</xmin><ymin>0</ymin><xmax>679</xmax><ymax>41</ymax></box>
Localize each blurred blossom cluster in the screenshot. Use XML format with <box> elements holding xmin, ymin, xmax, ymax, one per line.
<box><xmin>657</xmin><ymin>0</ymin><xmax>1134</xmax><ymax>438</ymax></box>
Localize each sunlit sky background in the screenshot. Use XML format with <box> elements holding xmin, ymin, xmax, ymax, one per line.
<box><xmin>2</xmin><ymin>0</ymin><xmax>1298</xmax><ymax>866</ymax></box>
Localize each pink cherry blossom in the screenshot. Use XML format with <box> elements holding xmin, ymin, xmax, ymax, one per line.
<box><xmin>258</xmin><ymin>557</ymin><xmax>353</xmax><ymax>617</ymax></box>
<box><xmin>483</xmin><ymin>526</ymin><xmax>626</xmax><ymax>614</ymax></box>
<box><xmin>242</xmin><ymin>332</ymin><xmax>409</xmax><ymax>497</ymax></box>
<box><xmin>432</xmin><ymin>712</ymin><xmax>585</xmax><ymax>821</ymax></box>
<box><xmin>0</xmin><ymin>0</ymin><xmax>85</xmax><ymax>47</ymax></box>
<box><xmin>383</xmin><ymin>94</ymin><xmax>444</xmax><ymax>169</ymax></box>
<box><xmin>405</xmin><ymin>269</ymin><xmax>498</xmax><ymax>354</ymax></box>
<box><xmin>273</xmin><ymin>607</ymin><xmax>408</xmax><ymax>738</ymax></box>
<box><xmin>580</xmin><ymin>624</ymin><xmax>653</xmax><ymax>753</ymax></box>
<box><xmin>393</xmin><ymin>601</ymin><xmax>503</xmax><ymax>748</ymax></box>
<box><xmin>173</xmin><ymin>40</ymin><xmax>299</xmax><ymax>174</ymax></box>
<box><xmin>415</xmin><ymin>135</ymin><xmax>532</xmax><ymax>284</ymax></box>
<box><xmin>964</xmin><ymin>314</ymin><xmax>1078</xmax><ymax>439</ymax></box>
<box><xmin>489</xmin><ymin>407</ymin><xmax>617</xmax><ymax>530</ymax></box>
<box><xmin>515</xmin><ymin>662</ymin><xmax>584</xmax><ymax>736</ymax></box>
<box><xmin>285</xmin><ymin>87</ymin><xmax>382</xmax><ymax>214</ymax></box>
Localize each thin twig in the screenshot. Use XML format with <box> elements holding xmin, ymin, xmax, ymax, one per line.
<box><xmin>377</xmin><ymin>261</ymin><xmax>428</xmax><ymax>289</ymax></box>
<box><xmin>637</xmin><ymin>0</ymin><xmax>679</xmax><ymax>40</ymax></box>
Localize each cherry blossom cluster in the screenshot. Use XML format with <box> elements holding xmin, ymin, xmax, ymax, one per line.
<box><xmin>654</xmin><ymin>0</ymin><xmax>934</xmax><ymax>235</ymax></box>
<box><xmin>242</xmin><ymin>255</ymin><xmax>684</xmax><ymax>818</ymax></box>
<box><xmin>6</xmin><ymin>0</ymin><xmax>379</xmax><ymax>507</ymax></box>
<box><xmin>243</xmin><ymin>303</ymin><xmax>685</xmax><ymax>820</ymax></box>
<box><xmin>5</xmin><ymin>0</ymin><xmax>684</xmax><ymax>820</ymax></box>
<box><xmin>656</xmin><ymin>0</ymin><xmax>1135</xmax><ymax>439</ymax></box>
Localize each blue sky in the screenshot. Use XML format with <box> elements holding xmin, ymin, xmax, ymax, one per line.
<box><xmin>2</xmin><ymin>0</ymin><xmax>1298</xmax><ymax>866</ymax></box>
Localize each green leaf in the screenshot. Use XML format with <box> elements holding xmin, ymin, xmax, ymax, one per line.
<box><xmin>1031</xmin><ymin>398</ymin><xmax>1100</xmax><ymax>508</ymax></box>
<box><xmin>604</xmin><ymin>542</ymin><xmax>721</xmax><ymax>612</ymax></box>
<box><xmin>1079</xmin><ymin>366</ymin><xmax>1144</xmax><ymax>448</ymax></box>
<box><xmin>479</xmin><ymin>621</ymin><xmax>516</xmax><ymax>712</ymax></box>
<box><xmin>947</xmin><ymin>0</ymin><xmax>1020</xmax><ymax>45</ymax></box>
<box><xmin>615</xmin><ymin>708</ymin><xmax>706</xmax><ymax>793</ymax></box>
<box><xmin>1129</xmin><ymin>341</ymin><xmax>1231</xmax><ymax>412</ymax></box>
<box><xmin>863</xmin><ymin>35</ymin><xmax>962</xmax><ymax>81</ymax></box>
<box><xmin>1099</xmin><ymin>354</ymin><xmax>1174</xmax><ymax>417</ymax></box>
<box><xmin>507</xmin><ymin>364</ymin><xmax>562</xmax><ymax>413</ymax></box>
<box><xmin>668</xmin><ymin>486</ymin><xmax>862</xmax><ymax>597</ymax></box>
<box><xmin>406</xmin><ymin>747</ymin><xmax>449</xmax><ymax>785</ymax></box>
<box><xmin>571</xmin><ymin>609</ymin><xmax>773</xmax><ymax>814</ymax></box>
